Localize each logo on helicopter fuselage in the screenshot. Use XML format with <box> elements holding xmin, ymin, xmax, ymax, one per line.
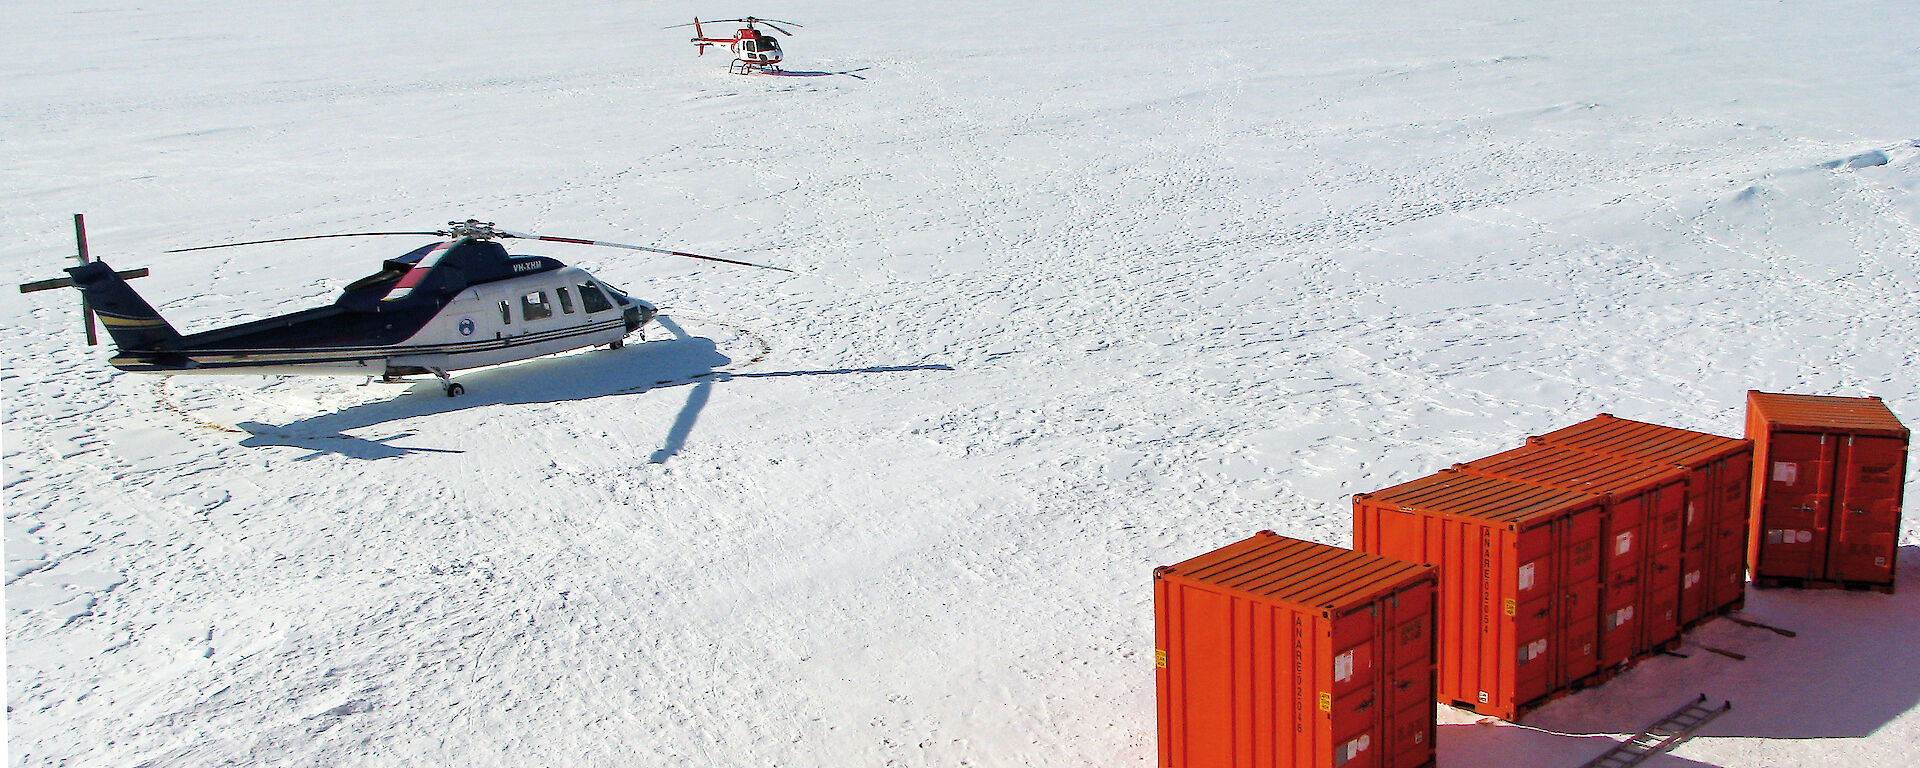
<box><xmin>458</xmin><ymin>318</ymin><xmax>476</xmax><ymax>336</ymax></box>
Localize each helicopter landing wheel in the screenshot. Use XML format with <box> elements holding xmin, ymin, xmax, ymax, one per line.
<box><xmin>427</xmin><ymin>367</ymin><xmax>462</xmax><ymax>397</ymax></box>
<box><xmin>609</xmin><ymin>339</ymin><xmax>625</xmax><ymax>350</ymax></box>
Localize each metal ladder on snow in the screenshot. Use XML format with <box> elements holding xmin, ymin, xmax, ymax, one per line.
<box><xmin>1575</xmin><ymin>694</ymin><xmax>1731</xmax><ymax>768</ymax></box>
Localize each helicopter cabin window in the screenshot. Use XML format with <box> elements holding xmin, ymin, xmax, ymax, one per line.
<box><xmin>521</xmin><ymin>290</ymin><xmax>553</xmax><ymax>321</ymax></box>
<box><xmin>579</xmin><ymin>282</ymin><xmax>613</xmax><ymax>313</ymax></box>
<box><xmin>556</xmin><ymin>287</ymin><xmax>575</xmax><ymax>314</ymax></box>
<box><xmin>498</xmin><ymin>300</ymin><xmax>511</xmax><ymax>325</ymax></box>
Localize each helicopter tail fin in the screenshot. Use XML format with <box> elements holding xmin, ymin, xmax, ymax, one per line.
<box><xmin>64</xmin><ymin>261</ymin><xmax>183</xmax><ymax>352</ymax></box>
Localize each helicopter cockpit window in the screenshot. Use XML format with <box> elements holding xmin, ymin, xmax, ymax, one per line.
<box><xmin>556</xmin><ymin>287</ymin><xmax>575</xmax><ymax>314</ymax></box>
<box><xmin>579</xmin><ymin>282</ymin><xmax>613</xmax><ymax>313</ymax></box>
<box><xmin>747</xmin><ymin>38</ymin><xmax>778</xmax><ymax>52</ymax></box>
<box><xmin>521</xmin><ymin>290</ymin><xmax>553</xmax><ymax>321</ymax></box>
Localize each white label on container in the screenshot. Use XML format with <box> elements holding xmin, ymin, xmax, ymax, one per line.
<box><xmin>1518</xmin><ymin>562</ymin><xmax>1537</xmax><ymax>592</ymax></box>
<box><xmin>1773</xmin><ymin>461</ymin><xmax>1798</xmax><ymax>485</ymax></box>
<box><xmin>1616</xmin><ymin>531</ymin><xmax>1634</xmax><ymax>556</ymax></box>
<box><xmin>1797</xmin><ymin>530</ymin><xmax>1814</xmax><ymax>544</ymax></box>
<box><xmin>1335</xmin><ymin>735</ymin><xmax>1371</xmax><ymax>766</ymax></box>
<box><xmin>1334</xmin><ymin>650</ymin><xmax>1354</xmax><ymax>682</ymax></box>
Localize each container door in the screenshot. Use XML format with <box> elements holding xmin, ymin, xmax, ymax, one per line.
<box><xmin>1331</xmin><ymin>607</ymin><xmax>1380</xmax><ymax>768</ymax></box>
<box><xmin>1599</xmin><ymin>495</ymin><xmax>1644</xmax><ymax>665</ymax></box>
<box><xmin>1380</xmin><ymin>583</ymin><xmax>1432</xmax><ymax>710</ymax></box>
<box><xmin>1678</xmin><ymin>541</ymin><xmax>1708</xmax><ymax>626</ymax></box>
<box><xmin>1707</xmin><ymin>451</ymin><xmax>1751</xmax><ymax>611</ymax></box>
<box><xmin>1715</xmin><ymin>450</ymin><xmax>1754</xmax><ymax>540</ymax></box>
<box><xmin>1828</xmin><ymin>436</ymin><xmax>1906</xmax><ymax>584</ymax></box>
<box><xmin>1557</xmin><ymin>511</ymin><xmax>1603</xmax><ymax>683</ymax></box>
<box><xmin>1677</xmin><ymin>467</ymin><xmax>1712</xmax><ymax>625</ymax></box>
<box><xmin>1757</xmin><ymin>432</ymin><xmax>1836</xmax><ymax>580</ymax></box>
<box><xmin>1642</xmin><ymin>485</ymin><xmax>1685</xmax><ymax>649</ymax></box>
<box><xmin>1711</xmin><ymin>530</ymin><xmax>1748</xmax><ymax>609</ymax></box>
<box><xmin>1560</xmin><ymin>578</ymin><xmax>1601</xmax><ymax>683</ymax></box>
<box><xmin>1599</xmin><ymin>571</ymin><xmax>1641</xmax><ymax>668</ymax></box>
<box><xmin>1681</xmin><ymin>467</ymin><xmax>1712</xmax><ymax>551</ymax></box>
<box><xmin>1512</xmin><ymin>594</ymin><xmax>1554</xmax><ymax>705</ymax></box>
<box><xmin>1602</xmin><ymin>496</ymin><xmax>1645</xmax><ymax>600</ymax></box>
<box><xmin>1643</xmin><ymin>544</ymin><xmax>1682</xmax><ymax>649</ymax></box>
<box><xmin>1512</xmin><ymin>524</ymin><xmax>1556</xmax><ymax>706</ymax></box>
<box><xmin>1381</xmin><ymin>583</ymin><xmax>1435</xmax><ymax>768</ymax></box>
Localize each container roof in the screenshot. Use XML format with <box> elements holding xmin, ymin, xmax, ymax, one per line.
<box><xmin>1357</xmin><ymin>469</ymin><xmax>1598</xmax><ymax>527</ymax></box>
<box><xmin>1161</xmin><ymin>532</ymin><xmax>1431</xmax><ymax>613</ymax></box>
<box><xmin>1535</xmin><ymin>414</ymin><xmax>1747</xmax><ymax>467</ymax></box>
<box><xmin>1459</xmin><ymin>442</ymin><xmax>1687</xmax><ymax>498</ymax></box>
<box><xmin>1748</xmin><ymin>392</ymin><xmax>1909</xmax><ymax>437</ymax></box>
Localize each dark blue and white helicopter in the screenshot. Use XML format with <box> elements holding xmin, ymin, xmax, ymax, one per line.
<box><xmin>18</xmin><ymin>216</ymin><xmax>788</xmax><ymax>397</ymax></box>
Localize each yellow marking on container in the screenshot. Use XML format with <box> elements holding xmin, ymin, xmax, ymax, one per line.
<box><xmin>1504</xmin><ymin>598</ymin><xmax>1516</xmax><ymax>616</ymax></box>
<box><xmin>1155</xmin><ymin>649</ymin><xmax>1167</xmax><ymax>669</ymax></box>
<box><xmin>1318</xmin><ymin>691</ymin><xmax>1332</xmax><ymax>712</ymax></box>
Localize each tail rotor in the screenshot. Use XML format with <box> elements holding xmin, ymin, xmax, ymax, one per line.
<box><xmin>16</xmin><ymin>214</ymin><xmax>150</xmax><ymax>346</ymax></box>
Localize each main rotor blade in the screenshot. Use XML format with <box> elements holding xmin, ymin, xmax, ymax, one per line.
<box><xmin>760</xmin><ymin>22</ymin><xmax>795</xmax><ymax>35</ymax></box>
<box><xmin>164</xmin><ymin>231</ymin><xmax>445</xmax><ymax>253</ymax></box>
<box><xmin>498</xmin><ymin>230</ymin><xmax>792</xmax><ymax>272</ymax></box>
<box><xmin>702</xmin><ymin>17</ymin><xmax>801</xmax><ymax>28</ymax></box>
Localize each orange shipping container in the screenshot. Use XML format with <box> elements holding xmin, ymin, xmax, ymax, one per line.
<box><xmin>1454</xmin><ymin>443</ymin><xmax>1690</xmax><ymax>667</ymax></box>
<box><xmin>1534</xmin><ymin>414</ymin><xmax>1754</xmax><ymax>625</ymax></box>
<box><xmin>1155</xmin><ymin>531</ymin><xmax>1438</xmax><ymax>768</ymax></box>
<box><xmin>1746</xmin><ymin>392</ymin><xmax>1909</xmax><ymax>591</ymax></box>
<box><xmin>1353</xmin><ymin>470</ymin><xmax>1604</xmax><ymax>721</ymax></box>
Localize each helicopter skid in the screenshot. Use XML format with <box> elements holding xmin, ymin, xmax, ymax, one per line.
<box><xmin>730</xmin><ymin>60</ymin><xmax>783</xmax><ymax>75</ymax></box>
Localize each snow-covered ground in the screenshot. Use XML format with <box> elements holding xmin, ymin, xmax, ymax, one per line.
<box><xmin>4</xmin><ymin>1</ymin><xmax>1916</xmax><ymax>765</ymax></box>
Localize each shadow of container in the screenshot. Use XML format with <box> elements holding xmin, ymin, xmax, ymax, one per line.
<box><xmin>1518</xmin><ymin>545</ymin><xmax>1920</xmax><ymax>742</ymax></box>
<box><xmin>1437</xmin><ymin>717</ymin><xmax>1730</xmax><ymax>768</ymax></box>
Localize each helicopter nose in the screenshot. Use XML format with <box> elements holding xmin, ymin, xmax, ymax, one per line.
<box><xmin>626</xmin><ymin>300</ymin><xmax>657</xmax><ymax>332</ymax></box>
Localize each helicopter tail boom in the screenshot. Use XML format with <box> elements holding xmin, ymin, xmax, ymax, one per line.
<box><xmin>60</xmin><ymin>261</ymin><xmax>184</xmax><ymax>353</ymax></box>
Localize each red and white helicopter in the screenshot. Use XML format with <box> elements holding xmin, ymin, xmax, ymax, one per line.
<box><xmin>18</xmin><ymin>216</ymin><xmax>788</xmax><ymax>397</ymax></box>
<box><xmin>671</xmin><ymin>16</ymin><xmax>802</xmax><ymax>74</ymax></box>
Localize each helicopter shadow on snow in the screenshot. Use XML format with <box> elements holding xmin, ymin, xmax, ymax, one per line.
<box><xmin>763</xmin><ymin>66</ymin><xmax>871</xmax><ymax>80</ymax></box>
<box><xmin>235</xmin><ymin>316</ymin><xmax>949</xmax><ymax>461</ymax></box>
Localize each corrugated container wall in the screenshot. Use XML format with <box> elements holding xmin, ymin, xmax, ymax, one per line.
<box><xmin>1454</xmin><ymin>443</ymin><xmax>1691</xmax><ymax>667</ymax></box>
<box><xmin>1156</xmin><ymin>531</ymin><xmax>1439</xmax><ymax>768</ymax></box>
<box><xmin>1746</xmin><ymin>391</ymin><xmax>1910</xmax><ymax>592</ymax></box>
<box><xmin>1533</xmin><ymin>414</ymin><xmax>1754</xmax><ymax>625</ymax></box>
<box><xmin>1353</xmin><ymin>470</ymin><xmax>1603</xmax><ymax>721</ymax></box>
